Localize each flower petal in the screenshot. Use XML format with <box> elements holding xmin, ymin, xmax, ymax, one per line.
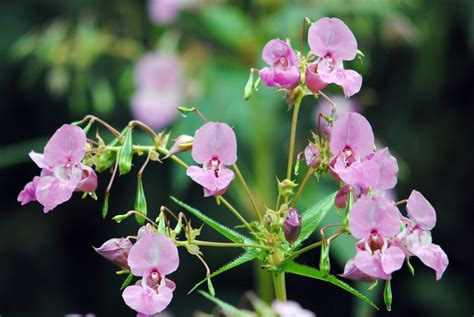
<box><xmin>308</xmin><ymin>17</ymin><xmax>358</xmax><ymax>61</ymax></box>
<box><xmin>261</xmin><ymin>39</ymin><xmax>298</xmax><ymax>66</ymax></box>
<box><xmin>186</xmin><ymin>166</ymin><xmax>235</xmax><ymax>197</ymax></box>
<box><xmin>354</xmin><ymin>250</ymin><xmax>391</xmax><ymax>280</ymax></box>
<box><xmin>29</xmin><ymin>151</ymin><xmax>49</xmax><ymax>169</ymax></box>
<box><xmin>35</xmin><ymin>176</ymin><xmax>77</xmax><ymax>213</ymax></box>
<box><xmin>191</xmin><ymin>122</ymin><xmax>237</xmax><ymax>165</ymax></box>
<box><xmin>369</xmin><ymin>148</ymin><xmax>398</xmax><ymax>190</ymax></box>
<box><xmin>43</xmin><ymin>124</ymin><xmax>87</xmax><ymax>166</ymax></box>
<box><xmin>18</xmin><ymin>176</ymin><xmax>41</xmax><ymax>205</ymax></box>
<box><xmin>330</xmin><ymin>112</ymin><xmax>374</xmax><ymax>157</ymax></box>
<box><xmin>75</xmin><ymin>165</ymin><xmax>98</xmax><ymax>193</ymax></box>
<box><xmin>407</xmin><ymin>190</ymin><xmax>436</xmax><ymax>230</ymax></box>
<box><xmin>413</xmin><ymin>243</ymin><xmax>448</xmax><ymax>280</ymax></box>
<box><xmin>128</xmin><ymin>232</ymin><xmax>179</xmax><ymax>277</ymax></box>
<box><xmin>122</xmin><ymin>284</ymin><xmax>173</xmax><ymax>315</ymax></box>
<box><xmin>381</xmin><ymin>246</ymin><xmax>405</xmax><ymax>274</ymax></box>
<box><xmin>340</xmin><ymin>257</ymin><xmax>376</xmax><ymax>283</ymax></box>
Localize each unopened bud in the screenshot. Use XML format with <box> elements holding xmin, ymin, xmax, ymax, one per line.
<box><xmin>165</xmin><ymin>135</ymin><xmax>193</xmax><ymax>158</ymax></box>
<box><xmin>278</xmin><ymin>179</ymin><xmax>298</xmax><ymax>198</ymax></box>
<box><xmin>304</xmin><ymin>143</ymin><xmax>321</xmax><ymax>168</ymax></box>
<box><xmin>283</xmin><ymin>208</ymin><xmax>302</xmax><ymax>245</ymax></box>
<box><xmin>93</xmin><ymin>238</ymin><xmax>132</xmax><ymax>269</ymax></box>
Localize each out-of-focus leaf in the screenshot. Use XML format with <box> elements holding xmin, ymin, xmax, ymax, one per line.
<box><xmin>0</xmin><ymin>137</ymin><xmax>48</xmax><ymax>168</ymax></box>
<box><xmin>91</xmin><ymin>78</ymin><xmax>114</xmax><ymax>115</ymax></box>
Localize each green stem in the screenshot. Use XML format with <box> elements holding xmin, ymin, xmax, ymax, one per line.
<box><xmin>232</xmin><ymin>164</ymin><xmax>261</xmax><ymax>220</ymax></box>
<box><xmin>291</xmin><ymin>167</ymin><xmax>313</xmax><ymax>207</ymax></box>
<box><xmin>270</xmin><ymin>248</ymin><xmax>287</xmax><ymax>301</ymax></box>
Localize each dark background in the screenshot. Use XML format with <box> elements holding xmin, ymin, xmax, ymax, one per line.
<box><xmin>0</xmin><ymin>0</ymin><xmax>473</xmax><ymax>316</ymax></box>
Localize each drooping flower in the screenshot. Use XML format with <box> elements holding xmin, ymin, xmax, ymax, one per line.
<box><xmin>94</xmin><ymin>238</ymin><xmax>133</xmax><ymax>269</ymax></box>
<box><xmin>259</xmin><ymin>39</ymin><xmax>300</xmax><ymax>89</ymax></box>
<box><xmin>131</xmin><ymin>52</ymin><xmax>182</xmax><ymax>130</ymax></box>
<box><xmin>272</xmin><ymin>300</ymin><xmax>315</xmax><ymax>317</ymax></box>
<box><xmin>397</xmin><ymin>190</ymin><xmax>448</xmax><ymax>280</ymax></box>
<box><xmin>307</xmin><ymin>17</ymin><xmax>362</xmax><ymax>97</ymax></box>
<box><xmin>122</xmin><ymin>232</ymin><xmax>179</xmax><ymax>315</ymax></box>
<box><xmin>18</xmin><ymin>124</ymin><xmax>97</xmax><ymax>213</ymax></box>
<box><xmin>186</xmin><ymin>122</ymin><xmax>237</xmax><ymax>197</ymax></box>
<box><xmin>345</xmin><ymin>195</ymin><xmax>405</xmax><ymax>280</ymax></box>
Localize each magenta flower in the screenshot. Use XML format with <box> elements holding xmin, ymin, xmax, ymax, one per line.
<box><xmin>272</xmin><ymin>300</ymin><xmax>315</xmax><ymax>317</ymax></box>
<box><xmin>347</xmin><ymin>196</ymin><xmax>405</xmax><ymax>280</ymax></box>
<box><xmin>18</xmin><ymin>124</ymin><xmax>97</xmax><ymax>213</ymax></box>
<box><xmin>307</xmin><ymin>17</ymin><xmax>362</xmax><ymax>97</ymax></box>
<box><xmin>259</xmin><ymin>39</ymin><xmax>300</xmax><ymax>89</ymax></box>
<box><xmin>397</xmin><ymin>190</ymin><xmax>448</xmax><ymax>280</ymax></box>
<box><xmin>186</xmin><ymin>122</ymin><xmax>237</xmax><ymax>197</ymax></box>
<box><xmin>94</xmin><ymin>238</ymin><xmax>133</xmax><ymax>269</ymax></box>
<box><xmin>131</xmin><ymin>53</ymin><xmax>182</xmax><ymax>130</ymax></box>
<box><xmin>283</xmin><ymin>208</ymin><xmax>302</xmax><ymax>245</ymax></box>
<box><xmin>122</xmin><ymin>232</ymin><xmax>179</xmax><ymax>315</ymax></box>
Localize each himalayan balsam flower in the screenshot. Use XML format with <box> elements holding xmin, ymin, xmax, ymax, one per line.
<box><xmin>272</xmin><ymin>300</ymin><xmax>315</xmax><ymax>317</ymax></box>
<box><xmin>131</xmin><ymin>52</ymin><xmax>182</xmax><ymax>130</ymax></box>
<box><xmin>186</xmin><ymin>122</ymin><xmax>237</xmax><ymax>197</ymax></box>
<box><xmin>307</xmin><ymin>17</ymin><xmax>362</xmax><ymax>97</ymax></box>
<box><xmin>94</xmin><ymin>238</ymin><xmax>133</xmax><ymax>269</ymax></box>
<box><xmin>148</xmin><ymin>0</ymin><xmax>180</xmax><ymax>25</ymax></box>
<box><xmin>330</xmin><ymin>112</ymin><xmax>398</xmax><ymax>197</ymax></box>
<box><xmin>259</xmin><ymin>39</ymin><xmax>300</xmax><ymax>89</ymax></box>
<box><xmin>345</xmin><ymin>196</ymin><xmax>405</xmax><ymax>280</ymax></box>
<box><xmin>17</xmin><ymin>124</ymin><xmax>97</xmax><ymax>212</ymax></box>
<box><xmin>122</xmin><ymin>232</ymin><xmax>179</xmax><ymax>315</ymax></box>
<box><xmin>397</xmin><ymin>190</ymin><xmax>449</xmax><ymax>280</ymax></box>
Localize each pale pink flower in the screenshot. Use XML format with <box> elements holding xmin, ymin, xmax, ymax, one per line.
<box><xmin>94</xmin><ymin>238</ymin><xmax>133</xmax><ymax>269</ymax></box>
<box><xmin>307</xmin><ymin>17</ymin><xmax>362</xmax><ymax>97</ymax></box>
<box><xmin>18</xmin><ymin>124</ymin><xmax>97</xmax><ymax>213</ymax></box>
<box><xmin>148</xmin><ymin>0</ymin><xmax>181</xmax><ymax>25</ymax></box>
<box><xmin>397</xmin><ymin>190</ymin><xmax>448</xmax><ymax>280</ymax></box>
<box><xmin>186</xmin><ymin>122</ymin><xmax>237</xmax><ymax>197</ymax></box>
<box><xmin>122</xmin><ymin>232</ymin><xmax>179</xmax><ymax>315</ymax></box>
<box><xmin>259</xmin><ymin>39</ymin><xmax>300</xmax><ymax>89</ymax></box>
<box><xmin>272</xmin><ymin>300</ymin><xmax>315</xmax><ymax>317</ymax></box>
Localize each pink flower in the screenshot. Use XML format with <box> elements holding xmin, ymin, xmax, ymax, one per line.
<box><xmin>307</xmin><ymin>17</ymin><xmax>362</xmax><ymax>97</ymax></box>
<box><xmin>304</xmin><ymin>143</ymin><xmax>320</xmax><ymax>168</ymax></box>
<box><xmin>314</xmin><ymin>95</ymin><xmax>361</xmax><ymax>137</ymax></box>
<box><xmin>94</xmin><ymin>238</ymin><xmax>133</xmax><ymax>269</ymax></box>
<box><xmin>259</xmin><ymin>39</ymin><xmax>300</xmax><ymax>89</ymax></box>
<box><xmin>131</xmin><ymin>53</ymin><xmax>182</xmax><ymax>130</ymax></box>
<box><xmin>18</xmin><ymin>124</ymin><xmax>97</xmax><ymax>213</ymax></box>
<box><xmin>346</xmin><ymin>196</ymin><xmax>405</xmax><ymax>280</ymax></box>
<box><xmin>186</xmin><ymin>122</ymin><xmax>237</xmax><ymax>197</ymax></box>
<box><xmin>122</xmin><ymin>232</ymin><xmax>179</xmax><ymax>315</ymax></box>
<box><xmin>148</xmin><ymin>0</ymin><xmax>181</xmax><ymax>25</ymax></box>
<box><xmin>397</xmin><ymin>190</ymin><xmax>448</xmax><ymax>280</ymax></box>
<box><xmin>272</xmin><ymin>300</ymin><xmax>315</xmax><ymax>317</ymax></box>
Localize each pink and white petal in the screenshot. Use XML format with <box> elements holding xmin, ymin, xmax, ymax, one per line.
<box><xmin>330</xmin><ymin>112</ymin><xmax>375</xmax><ymax>157</ymax></box>
<box><xmin>370</xmin><ymin>148</ymin><xmax>398</xmax><ymax>190</ymax></box>
<box><xmin>75</xmin><ymin>165</ymin><xmax>98</xmax><ymax>193</ymax></box>
<box><xmin>308</xmin><ymin>17</ymin><xmax>358</xmax><ymax>61</ymax></box>
<box><xmin>35</xmin><ymin>176</ymin><xmax>76</xmax><ymax>213</ymax></box>
<box><xmin>407</xmin><ymin>190</ymin><xmax>436</xmax><ymax>230</ymax></box>
<box><xmin>186</xmin><ymin>166</ymin><xmax>216</xmax><ymax>190</ymax></box>
<box><xmin>381</xmin><ymin>246</ymin><xmax>405</xmax><ymax>274</ymax></box>
<box><xmin>262</xmin><ymin>39</ymin><xmax>297</xmax><ymax>65</ymax></box>
<box><xmin>127</xmin><ymin>232</ymin><xmax>179</xmax><ymax>277</ymax></box>
<box><xmin>17</xmin><ymin>176</ymin><xmax>41</xmax><ymax>205</ymax></box>
<box><xmin>338</xmin><ymin>160</ymin><xmax>380</xmax><ymax>190</ymax></box>
<box><xmin>191</xmin><ymin>122</ymin><xmax>237</xmax><ymax>165</ymax></box>
<box><xmin>122</xmin><ymin>285</ymin><xmax>173</xmax><ymax>315</ymax></box>
<box><xmin>272</xmin><ymin>65</ymin><xmax>301</xmax><ymax>89</ymax></box>
<box><xmin>349</xmin><ymin>196</ymin><xmax>400</xmax><ymax>239</ymax></box>
<box><xmin>413</xmin><ymin>243</ymin><xmax>448</xmax><ymax>280</ymax></box>
<box><xmin>355</xmin><ymin>250</ymin><xmax>391</xmax><ymax>280</ymax></box>
<box><xmin>29</xmin><ymin>151</ymin><xmax>49</xmax><ymax>169</ymax></box>
<box><xmin>339</xmin><ymin>69</ymin><xmax>363</xmax><ymax>98</ymax></box>
<box><xmin>259</xmin><ymin>67</ymin><xmax>277</xmax><ymax>87</ymax></box>
<box><xmin>215</xmin><ymin>167</ymin><xmax>235</xmax><ymax>193</ymax></box>
<box><xmin>43</xmin><ymin>124</ymin><xmax>87</xmax><ymax>166</ymax></box>
<box><xmin>340</xmin><ymin>257</ymin><xmax>376</xmax><ymax>283</ymax></box>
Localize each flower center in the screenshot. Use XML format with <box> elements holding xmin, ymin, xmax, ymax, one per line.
<box><xmin>146</xmin><ymin>269</ymin><xmax>162</xmax><ymax>291</ymax></box>
<box><xmin>206</xmin><ymin>157</ymin><xmax>221</xmax><ymax>178</ymax></box>
<box><xmin>368</xmin><ymin>231</ymin><xmax>384</xmax><ymax>252</ymax></box>
<box><xmin>274</xmin><ymin>57</ymin><xmax>290</xmax><ymax>71</ymax></box>
<box><xmin>343</xmin><ymin>146</ymin><xmax>356</xmax><ymax>165</ymax></box>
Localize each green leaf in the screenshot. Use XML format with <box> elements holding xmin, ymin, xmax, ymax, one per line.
<box><xmin>170</xmin><ymin>196</ymin><xmax>254</xmax><ymax>244</ymax></box>
<box><xmin>188</xmin><ymin>250</ymin><xmax>258</xmax><ymax>295</ymax></box>
<box><xmin>119</xmin><ymin>127</ymin><xmax>133</xmax><ymax>175</ymax></box>
<box><xmin>284</xmin><ymin>261</ymin><xmax>379</xmax><ymax>310</ymax></box>
<box><xmin>120</xmin><ymin>273</ymin><xmax>133</xmax><ymax>290</ymax></box>
<box><xmin>294</xmin><ymin>191</ymin><xmax>337</xmax><ymax>248</ymax></box>
<box><xmin>198</xmin><ymin>291</ymin><xmax>254</xmax><ymax>317</ymax></box>
<box><xmin>134</xmin><ymin>177</ymin><xmax>147</xmax><ymax>225</ymax></box>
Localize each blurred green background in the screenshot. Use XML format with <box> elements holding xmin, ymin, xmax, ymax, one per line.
<box><xmin>0</xmin><ymin>0</ymin><xmax>473</xmax><ymax>316</ymax></box>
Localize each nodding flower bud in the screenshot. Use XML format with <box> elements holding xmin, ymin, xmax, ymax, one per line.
<box><xmin>165</xmin><ymin>135</ymin><xmax>193</xmax><ymax>158</ymax></box>
<box><xmin>93</xmin><ymin>238</ymin><xmax>133</xmax><ymax>269</ymax></box>
<box><xmin>304</xmin><ymin>143</ymin><xmax>321</xmax><ymax>168</ymax></box>
<box><xmin>283</xmin><ymin>208</ymin><xmax>302</xmax><ymax>245</ymax></box>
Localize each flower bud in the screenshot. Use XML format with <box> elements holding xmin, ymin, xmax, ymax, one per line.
<box><xmin>305</xmin><ymin>62</ymin><xmax>327</xmax><ymax>93</ymax></box>
<box><xmin>335</xmin><ymin>185</ymin><xmax>351</xmax><ymax>209</ymax></box>
<box><xmin>283</xmin><ymin>208</ymin><xmax>302</xmax><ymax>245</ymax></box>
<box><xmin>165</xmin><ymin>135</ymin><xmax>193</xmax><ymax>158</ymax></box>
<box><xmin>304</xmin><ymin>143</ymin><xmax>321</xmax><ymax>168</ymax></box>
<box><xmin>93</xmin><ymin>238</ymin><xmax>133</xmax><ymax>269</ymax></box>
<box><xmin>278</xmin><ymin>179</ymin><xmax>298</xmax><ymax>198</ymax></box>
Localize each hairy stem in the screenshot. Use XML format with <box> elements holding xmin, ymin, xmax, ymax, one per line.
<box><xmin>270</xmin><ymin>248</ymin><xmax>287</xmax><ymax>301</ymax></box>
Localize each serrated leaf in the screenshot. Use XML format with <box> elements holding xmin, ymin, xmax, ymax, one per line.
<box><xmin>284</xmin><ymin>261</ymin><xmax>378</xmax><ymax>310</ymax></box>
<box><xmin>294</xmin><ymin>191</ymin><xmax>337</xmax><ymax>248</ymax></box>
<box><xmin>170</xmin><ymin>196</ymin><xmax>254</xmax><ymax>245</ymax></box>
<box><xmin>120</xmin><ymin>273</ymin><xmax>133</xmax><ymax>290</ymax></box>
<box><xmin>188</xmin><ymin>251</ymin><xmax>258</xmax><ymax>295</ymax></box>
<box><xmin>198</xmin><ymin>291</ymin><xmax>255</xmax><ymax>317</ymax></box>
